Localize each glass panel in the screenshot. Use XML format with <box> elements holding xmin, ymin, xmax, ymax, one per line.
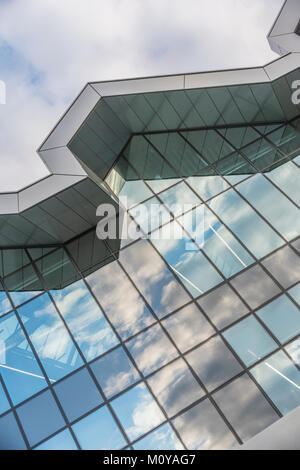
<box><xmin>214</xmin><ymin>151</ymin><xmax>256</xmax><ymax>185</ymax></box>
<box><xmin>213</xmin><ymin>374</ymin><xmax>278</xmax><ymax>442</ymax></box>
<box><xmin>35</xmin><ymin>248</ymin><xmax>80</xmax><ymax>290</ymax></box>
<box><xmin>51</xmin><ymin>279</ymin><xmax>119</xmax><ymax>361</ymax></box>
<box><xmin>147</xmin><ymin>358</ymin><xmax>204</xmax><ymax>416</ymax></box>
<box><xmin>133</xmin><ymin>423</ymin><xmax>183</xmax><ymax>450</ymax></box>
<box><xmin>251</xmin><ymin>351</ymin><xmax>300</xmax><ymax>415</ymax></box>
<box><xmin>91</xmin><ymin>346</ymin><xmax>140</xmax><ymax>399</ymax></box>
<box><xmin>35</xmin><ymin>429</ymin><xmax>77</xmax><ymax>450</ymax></box>
<box><xmin>173</xmin><ymin>399</ymin><xmax>237</xmax><ymax>450</ymax></box>
<box><xmin>198</xmin><ymin>284</ymin><xmax>249</xmax><ymax>330</ymax></box>
<box><xmin>4</xmin><ymin>265</ymin><xmax>43</xmax><ymax>306</ymax></box>
<box><xmin>0</xmin><ymin>412</ymin><xmax>26</xmax><ymax>450</ymax></box>
<box><xmin>159</xmin><ymin>182</ymin><xmax>200</xmax><ymax>217</ymax></box>
<box><xmin>266</xmin><ymin>160</ymin><xmax>300</xmax><ymax>206</ymax></box>
<box><xmin>0</xmin><ymin>313</ymin><xmax>47</xmax><ymax>404</ymax></box>
<box><xmin>119</xmin><ymin>240</ymin><xmax>190</xmax><ymax>318</ymax></box>
<box><xmin>126</xmin><ymin>324</ymin><xmax>178</xmax><ymax>376</ymax></box>
<box><xmin>285</xmin><ymin>337</ymin><xmax>300</xmax><ymax>366</ymax></box>
<box><xmin>180</xmin><ymin>207</ymin><xmax>254</xmax><ymax>279</ymax></box>
<box><xmin>125</xmin><ymin>135</ymin><xmax>178</xmax><ymax>181</ymax></box>
<box><xmin>152</xmin><ymin>223</ymin><xmax>223</xmax><ymax>297</ymax></box>
<box><xmin>288</xmin><ymin>283</ymin><xmax>300</xmax><ymax>305</ymax></box>
<box><xmin>17</xmin><ymin>390</ymin><xmax>65</xmax><ymax>447</ymax></box>
<box><xmin>223</xmin><ymin>316</ymin><xmax>277</xmax><ymax>366</ymax></box>
<box><xmin>241</xmin><ymin>138</ymin><xmax>283</xmax><ymax>170</ymax></box>
<box><xmin>220</xmin><ymin>126</ymin><xmax>259</xmax><ymax>149</ymax></box>
<box><xmin>0</xmin><ymin>381</ymin><xmax>10</xmax><ymax>415</ymax></box>
<box><xmin>208</xmin><ymin>188</ymin><xmax>284</xmax><ymax>259</ymax></box>
<box><xmin>129</xmin><ymin>196</ymin><xmax>172</xmax><ymax>234</ymax></box>
<box><xmin>111</xmin><ymin>383</ymin><xmax>165</xmax><ymax>441</ymax></box>
<box><xmin>186</xmin><ymin>174</ymin><xmax>229</xmax><ymax>201</ymax></box>
<box><xmin>54</xmin><ymin>368</ymin><xmax>103</xmax><ymax>422</ymax></box>
<box><xmin>86</xmin><ymin>260</ymin><xmax>155</xmax><ymax>340</ymax></box>
<box><xmin>230</xmin><ymin>265</ymin><xmax>281</xmax><ymax>310</ymax></box>
<box><xmin>267</xmin><ymin>124</ymin><xmax>300</xmax><ymax>155</ymax></box>
<box><xmin>0</xmin><ymin>291</ymin><xmax>12</xmax><ymax>317</ymax></box>
<box><xmin>18</xmin><ymin>294</ymin><xmax>83</xmax><ymax>381</ymax></box>
<box><xmin>72</xmin><ymin>406</ymin><xmax>126</xmax><ymax>450</ymax></box>
<box><xmin>236</xmin><ymin>174</ymin><xmax>300</xmax><ymax>241</ymax></box>
<box><xmin>257</xmin><ymin>295</ymin><xmax>300</xmax><ymax>344</ymax></box>
<box><xmin>262</xmin><ymin>245</ymin><xmax>300</xmax><ymax>289</ymax></box>
<box><xmin>162</xmin><ymin>303</ymin><xmax>214</xmax><ymax>353</ymax></box>
<box><xmin>186</xmin><ymin>336</ymin><xmax>242</xmax><ymax>391</ymax></box>
<box><xmin>0</xmin><ymin>249</ymin><xmax>29</xmax><ymax>278</ymax></box>
<box><xmin>181</xmin><ymin>130</ymin><xmax>234</xmax><ymax>164</ymax></box>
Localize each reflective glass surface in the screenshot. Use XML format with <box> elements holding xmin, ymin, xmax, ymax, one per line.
<box><xmin>257</xmin><ymin>294</ymin><xmax>300</xmax><ymax>344</ymax></box>
<box><xmin>147</xmin><ymin>358</ymin><xmax>204</xmax><ymax>416</ymax></box>
<box><xmin>186</xmin><ymin>336</ymin><xmax>242</xmax><ymax>391</ymax></box>
<box><xmin>223</xmin><ymin>316</ymin><xmax>277</xmax><ymax>366</ymax></box>
<box><xmin>111</xmin><ymin>383</ymin><xmax>165</xmax><ymax>441</ymax></box>
<box><xmin>251</xmin><ymin>351</ymin><xmax>300</xmax><ymax>415</ymax></box>
<box><xmin>1</xmin><ymin>122</ymin><xmax>300</xmax><ymax>450</ymax></box>
<box><xmin>90</xmin><ymin>346</ymin><xmax>140</xmax><ymax>399</ymax></box>
<box><xmin>173</xmin><ymin>399</ymin><xmax>237</xmax><ymax>450</ymax></box>
<box><xmin>72</xmin><ymin>405</ymin><xmax>126</xmax><ymax>450</ymax></box>
<box><xmin>213</xmin><ymin>374</ymin><xmax>278</xmax><ymax>441</ymax></box>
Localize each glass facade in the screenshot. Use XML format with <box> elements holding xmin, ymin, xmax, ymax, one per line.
<box><xmin>0</xmin><ymin>120</ymin><xmax>299</xmax><ymax>450</ymax></box>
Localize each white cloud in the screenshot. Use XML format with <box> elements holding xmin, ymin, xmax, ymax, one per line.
<box><xmin>0</xmin><ymin>0</ymin><xmax>284</xmax><ymax>191</ymax></box>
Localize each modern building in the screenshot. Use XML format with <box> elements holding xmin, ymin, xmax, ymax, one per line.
<box><xmin>0</xmin><ymin>0</ymin><xmax>300</xmax><ymax>451</ymax></box>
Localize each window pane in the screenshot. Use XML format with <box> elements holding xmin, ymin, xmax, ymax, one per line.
<box><xmin>198</xmin><ymin>284</ymin><xmax>249</xmax><ymax>330</ymax></box>
<box><xmin>0</xmin><ymin>291</ymin><xmax>12</xmax><ymax>316</ymax></box>
<box><xmin>51</xmin><ymin>279</ymin><xmax>119</xmax><ymax>361</ymax></box>
<box><xmin>147</xmin><ymin>358</ymin><xmax>204</xmax><ymax>417</ymax></box>
<box><xmin>119</xmin><ymin>240</ymin><xmax>190</xmax><ymax>318</ymax></box>
<box><xmin>285</xmin><ymin>337</ymin><xmax>300</xmax><ymax>366</ymax></box>
<box><xmin>186</xmin><ymin>336</ymin><xmax>242</xmax><ymax>392</ymax></box>
<box><xmin>223</xmin><ymin>316</ymin><xmax>277</xmax><ymax>366</ymax></box>
<box><xmin>4</xmin><ymin>265</ymin><xmax>43</xmax><ymax>306</ymax></box>
<box><xmin>0</xmin><ymin>381</ymin><xmax>10</xmax><ymax>415</ymax></box>
<box><xmin>162</xmin><ymin>303</ymin><xmax>214</xmax><ymax>353</ymax></box>
<box><xmin>87</xmin><ymin>260</ymin><xmax>154</xmax><ymax>340</ymax></box>
<box><xmin>262</xmin><ymin>245</ymin><xmax>300</xmax><ymax>289</ymax></box>
<box><xmin>266</xmin><ymin>160</ymin><xmax>300</xmax><ymax>206</ymax></box>
<box><xmin>17</xmin><ymin>390</ymin><xmax>65</xmax><ymax>447</ymax></box>
<box><xmin>111</xmin><ymin>383</ymin><xmax>165</xmax><ymax>441</ymax></box>
<box><xmin>187</xmin><ymin>174</ymin><xmax>229</xmax><ymax>201</ymax></box>
<box><xmin>208</xmin><ymin>188</ymin><xmax>284</xmax><ymax>259</ymax></box>
<box><xmin>18</xmin><ymin>294</ymin><xmax>83</xmax><ymax>381</ymax></box>
<box><xmin>0</xmin><ymin>412</ymin><xmax>26</xmax><ymax>450</ymax></box>
<box><xmin>173</xmin><ymin>399</ymin><xmax>237</xmax><ymax>450</ymax></box>
<box><xmin>288</xmin><ymin>283</ymin><xmax>300</xmax><ymax>305</ymax></box>
<box><xmin>152</xmin><ymin>223</ymin><xmax>223</xmax><ymax>297</ymax></box>
<box><xmin>126</xmin><ymin>324</ymin><xmax>178</xmax><ymax>376</ymax></box>
<box><xmin>230</xmin><ymin>265</ymin><xmax>281</xmax><ymax>310</ymax></box>
<box><xmin>251</xmin><ymin>351</ymin><xmax>300</xmax><ymax>415</ymax></box>
<box><xmin>91</xmin><ymin>346</ymin><xmax>140</xmax><ymax>399</ymax></box>
<box><xmin>213</xmin><ymin>374</ymin><xmax>278</xmax><ymax>441</ymax></box>
<box><xmin>133</xmin><ymin>423</ymin><xmax>183</xmax><ymax>450</ymax></box>
<box><xmin>237</xmin><ymin>174</ymin><xmax>300</xmax><ymax>241</ymax></box>
<box><xmin>257</xmin><ymin>295</ymin><xmax>300</xmax><ymax>344</ymax></box>
<box><xmin>0</xmin><ymin>313</ymin><xmax>47</xmax><ymax>404</ymax></box>
<box><xmin>35</xmin><ymin>429</ymin><xmax>77</xmax><ymax>450</ymax></box>
<box><xmin>72</xmin><ymin>406</ymin><xmax>126</xmax><ymax>450</ymax></box>
<box><xmin>180</xmin><ymin>207</ymin><xmax>254</xmax><ymax>279</ymax></box>
<box><xmin>159</xmin><ymin>182</ymin><xmax>200</xmax><ymax>217</ymax></box>
<box><xmin>54</xmin><ymin>368</ymin><xmax>103</xmax><ymax>422</ymax></box>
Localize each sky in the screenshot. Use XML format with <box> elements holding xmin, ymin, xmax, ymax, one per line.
<box><xmin>0</xmin><ymin>0</ymin><xmax>284</xmax><ymax>192</ymax></box>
